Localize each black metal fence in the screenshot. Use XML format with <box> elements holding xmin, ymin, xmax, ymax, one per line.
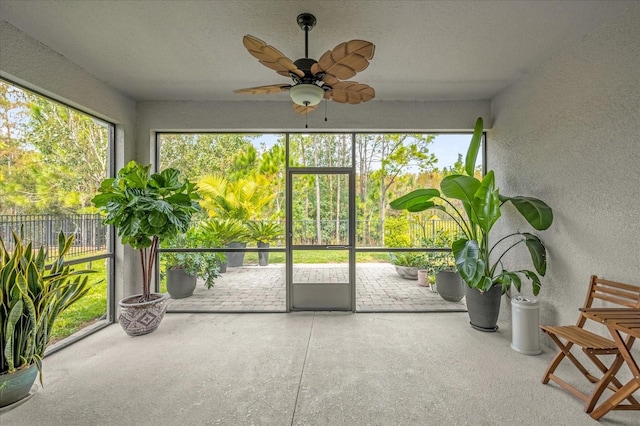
<box><xmin>0</xmin><ymin>214</ymin><xmax>107</xmax><ymax>259</ymax></box>
<box><xmin>0</xmin><ymin>214</ymin><xmax>462</xmax><ymax>257</ymax></box>
<box><xmin>291</xmin><ymin>219</ymin><xmax>463</xmax><ymax>246</ymax></box>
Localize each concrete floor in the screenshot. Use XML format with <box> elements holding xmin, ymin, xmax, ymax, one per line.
<box><xmin>2</xmin><ymin>312</ymin><xmax>637</xmax><ymax>425</ymax></box>
<box><xmin>167</xmin><ymin>263</ymin><xmax>467</xmax><ymax>313</ymax></box>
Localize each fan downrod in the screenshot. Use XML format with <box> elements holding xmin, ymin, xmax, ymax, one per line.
<box><xmin>297</xmin><ymin>13</ymin><xmax>316</xmax><ymax>31</ymax></box>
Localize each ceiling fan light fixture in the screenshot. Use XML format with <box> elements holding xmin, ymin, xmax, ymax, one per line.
<box><xmin>290</xmin><ymin>83</ymin><xmax>324</xmax><ymax>106</ymax></box>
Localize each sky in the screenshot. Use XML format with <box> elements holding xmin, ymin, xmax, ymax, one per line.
<box><xmin>253</xmin><ymin>133</ymin><xmax>477</xmax><ymax>170</ymax></box>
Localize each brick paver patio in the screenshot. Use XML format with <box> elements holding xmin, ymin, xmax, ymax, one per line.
<box><xmin>167</xmin><ymin>263</ymin><xmax>467</xmax><ymax>313</ymax></box>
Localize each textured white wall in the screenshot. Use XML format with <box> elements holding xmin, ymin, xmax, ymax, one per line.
<box><xmin>0</xmin><ymin>19</ymin><xmax>140</xmax><ymax>303</ymax></box>
<box><xmin>489</xmin><ymin>4</ymin><xmax>640</xmax><ymax>331</ymax></box>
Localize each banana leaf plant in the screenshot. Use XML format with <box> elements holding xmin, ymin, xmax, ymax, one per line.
<box><xmin>92</xmin><ymin>161</ymin><xmax>200</xmax><ymax>302</ymax></box>
<box><xmin>1</xmin><ymin>229</ymin><xmax>93</xmax><ymax>383</ymax></box>
<box><xmin>390</xmin><ymin>117</ymin><xmax>553</xmax><ymax>295</ymax></box>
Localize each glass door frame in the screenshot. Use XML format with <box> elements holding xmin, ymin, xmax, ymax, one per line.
<box><xmin>285</xmin><ymin>167</ymin><xmax>356</xmax><ymax>312</ymax></box>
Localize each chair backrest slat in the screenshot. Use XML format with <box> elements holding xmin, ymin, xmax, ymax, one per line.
<box><xmin>588</xmin><ymin>276</ymin><xmax>640</xmax><ymax>309</ymax></box>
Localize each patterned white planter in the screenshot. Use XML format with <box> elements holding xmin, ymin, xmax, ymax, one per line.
<box><xmin>118</xmin><ymin>293</ymin><xmax>169</xmax><ymax>336</ymax></box>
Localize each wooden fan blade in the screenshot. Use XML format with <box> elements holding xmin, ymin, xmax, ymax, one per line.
<box><xmin>243</xmin><ymin>35</ymin><xmax>305</xmax><ymax>78</ymax></box>
<box><xmin>313</xmin><ymin>40</ymin><xmax>375</xmax><ymax>80</ymax></box>
<box><xmin>293</xmin><ymin>103</ymin><xmax>318</xmax><ymax>115</ymax></box>
<box><xmin>319</xmin><ymin>74</ymin><xmax>339</xmax><ymax>87</ymax></box>
<box><xmin>327</xmin><ymin>81</ymin><xmax>375</xmax><ymax>104</ymax></box>
<box><xmin>234</xmin><ymin>84</ymin><xmax>291</xmax><ymax>95</ymax></box>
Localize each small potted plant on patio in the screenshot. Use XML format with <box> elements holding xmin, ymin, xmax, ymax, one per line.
<box><xmin>200</xmin><ymin>218</ymin><xmax>249</xmax><ymax>270</ymax></box>
<box><xmin>246</xmin><ymin>220</ymin><xmax>283</xmax><ymax>266</ymax></box>
<box><xmin>391</xmin><ymin>117</ymin><xmax>554</xmax><ymax>331</ymax></box>
<box><xmin>161</xmin><ymin>231</ymin><xmax>221</xmax><ymax>299</ymax></box>
<box><xmin>390</xmin><ymin>252</ymin><xmax>427</xmax><ymax>280</ymax></box>
<box><xmin>92</xmin><ymin>161</ymin><xmax>200</xmax><ymax>336</ymax></box>
<box><xmin>430</xmin><ymin>251</ymin><xmax>465</xmax><ymax>302</ymax></box>
<box><xmin>1</xmin><ymin>230</ymin><xmax>93</xmax><ymax>408</ymax></box>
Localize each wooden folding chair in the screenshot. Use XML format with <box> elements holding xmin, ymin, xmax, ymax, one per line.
<box><xmin>540</xmin><ymin>275</ymin><xmax>640</xmax><ymax>413</ymax></box>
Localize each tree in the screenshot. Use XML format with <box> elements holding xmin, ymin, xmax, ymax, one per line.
<box><xmin>0</xmin><ymin>81</ymin><xmax>31</xmax><ymax>214</ymax></box>
<box><xmin>356</xmin><ymin>134</ymin><xmax>437</xmax><ymax>244</ymax></box>
<box><xmin>159</xmin><ymin>134</ymin><xmax>252</xmax><ymax>180</ymax></box>
<box><xmin>26</xmin><ymin>98</ymin><xmax>108</xmax><ymax>212</ymax></box>
<box><xmin>1</xmin><ymin>81</ymin><xmax>109</xmax><ymax>215</ymax></box>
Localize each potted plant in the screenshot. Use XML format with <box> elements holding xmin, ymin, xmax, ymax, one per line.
<box><xmin>92</xmin><ymin>161</ymin><xmax>200</xmax><ymax>336</ymax></box>
<box><xmin>200</xmin><ymin>218</ymin><xmax>249</xmax><ymax>270</ymax></box>
<box><xmin>390</xmin><ymin>252</ymin><xmax>427</xmax><ymax>280</ymax></box>
<box><xmin>391</xmin><ymin>117</ymin><xmax>553</xmax><ymax>331</ymax></box>
<box><xmin>161</xmin><ymin>231</ymin><xmax>221</xmax><ymax>299</ymax></box>
<box><xmin>1</xmin><ymin>230</ymin><xmax>93</xmax><ymax>408</ymax></box>
<box><xmin>246</xmin><ymin>220</ymin><xmax>283</xmax><ymax>266</ymax></box>
<box><xmin>197</xmin><ymin>174</ymin><xmax>275</xmax><ymax>267</ymax></box>
<box><xmin>429</xmin><ymin>251</ymin><xmax>465</xmax><ymax>302</ymax></box>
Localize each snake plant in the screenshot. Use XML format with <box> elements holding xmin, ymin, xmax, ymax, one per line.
<box><xmin>1</xmin><ymin>229</ymin><xmax>93</xmax><ymax>383</ymax></box>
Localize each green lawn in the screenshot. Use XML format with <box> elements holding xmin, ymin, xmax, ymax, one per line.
<box><xmin>51</xmin><ymin>258</ymin><xmax>108</xmax><ymax>341</ymax></box>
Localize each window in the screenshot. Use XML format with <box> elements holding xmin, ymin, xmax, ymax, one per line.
<box><xmin>0</xmin><ymin>79</ymin><xmax>115</xmax><ymax>346</ymax></box>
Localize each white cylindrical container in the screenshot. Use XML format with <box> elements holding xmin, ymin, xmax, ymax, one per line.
<box><xmin>511</xmin><ymin>296</ymin><xmax>542</xmax><ymax>355</ymax></box>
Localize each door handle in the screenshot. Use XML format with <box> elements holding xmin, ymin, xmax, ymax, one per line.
<box><xmin>325</xmin><ymin>245</ymin><xmax>351</xmax><ymax>249</ymax></box>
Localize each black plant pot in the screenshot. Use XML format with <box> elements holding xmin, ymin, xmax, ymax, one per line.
<box><xmin>226</xmin><ymin>242</ymin><xmax>246</xmax><ymax>267</ymax></box>
<box><xmin>166</xmin><ymin>268</ymin><xmax>197</xmax><ymax>299</ymax></box>
<box><xmin>436</xmin><ymin>271</ymin><xmax>465</xmax><ymax>302</ymax></box>
<box><xmin>217</xmin><ymin>259</ymin><xmax>227</xmax><ymax>273</ymax></box>
<box><xmin>465</xmin><ymin>284</ymin><xmax>502</xmax><ymax>332</ymax></box>
<box><xmin>257</xmin><ymin>242</ymin><xmax>269</xmax><ymax>266</ymax></box>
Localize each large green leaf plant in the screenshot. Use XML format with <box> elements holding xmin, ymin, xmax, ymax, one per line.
<box><xmin>92</xmin><ymin>161</ymin><xmax>200</xmax><ymax>302</ymax></box>
<box><xmin>391</xmin><ymin>117</ymin><xmax>553</xmax><ymax>295</ymax></box>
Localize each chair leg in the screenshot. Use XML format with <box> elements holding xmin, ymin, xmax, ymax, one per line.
<box><xmin>590</xmin><ymin>379</ymin><xmax>640</xmax><ymax>420</ymax></box>
<box><xmin>542</xmin><ymin>349</ymin><xmax>566</xmax><ymax>384</ymax></box>
<box><xmin>585</xmin><ymin>351</ymin><xmax>640</xmax><ymax>405</ymax></box>
<box><xmin>542</xmin><ymin>337</ymin><xmax>575</xmax><ymax>384</ymax></box>
<box><xmin>542</xmin><ymin>335</ymin><xmax>595</xmax><ymax>384</ymax></box>
<box><xmin>584</xmin><ymin>355</ymin><xmax>625</xmax><ymax>413</ymax></box>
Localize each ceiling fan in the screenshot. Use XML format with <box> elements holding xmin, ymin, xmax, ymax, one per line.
<box><xmin>234</xmin><ymin>13</ymin><xmax>375</xmax><ymax>115</ymax></box>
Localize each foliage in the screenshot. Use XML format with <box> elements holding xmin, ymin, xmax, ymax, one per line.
<box><xmin>390</xmin><ymin>252</ymin><xmax>427</xmax><ymax>268</ymax></box>
<box><xmin>198</xmin><ymin>174</ymin><xmax>275</xmax><ymax>221</ymax></box>
<box><xmin>0</xmin><ymin>230</ymin><xmax>94</xmax><ymax>381</ymax></box>
<box><xmin>421</xmin><ymin>230</ymin><xmax>457</xmax><ymax>276</ymax></box>
<box><xmin>158</xmin><ymin>134</ymin><xmax>251</xmax><ymax>180</ymax></box>
<box><xmin>199</xmin><ymin>218</ymin><xmax>248</xmax><ymax>245</ymax></box>
<box><xmin>358</xmin><ymin>133</ymin><xmax>436</xmax><ymax>239</ymax></box>
<box><xmin>0</xmin><ymin>80</ymin><xmax>109</xmax><ymax>215</ymax></box>
<box><xmin>92</xmin><ymin>161</ymin><xmax>200</xmax><ymax>301</ymax></box>
<box><xmin>51</xmin><ymin>273</ymin><xmax>106</xmax><ymax>341</ymax></box>
<box><xmin>246</xmin><ymin>220</ymin><xmax>284</xmax><ymax>244</ymax></box>
<box><xmin>384</xmin><ymin>215</ymin><xmax>411</xmax><ymax>247</ymax></box>
<box><xmin>161</xmin><ymin>231</ymin><xmax>221</xmax><ymax>289</ymax></box>
<box><xmin>391</xmin><ymin>117</ymin><xmax>554</xmax><ymax>295</ymax></box>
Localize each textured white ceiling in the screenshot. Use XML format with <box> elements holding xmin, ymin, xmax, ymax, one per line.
<box><xmin>0</xmin><ymin>0</ymin><xmax>633</xmax><ymax>102</ymax></box>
